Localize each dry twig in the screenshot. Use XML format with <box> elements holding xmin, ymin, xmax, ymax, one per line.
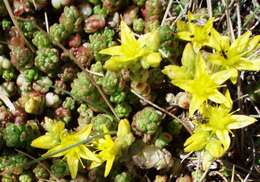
<box><xmin>206</xmin><ymin>0</ymin><xmax>213</xmax><ymax>17</ymax></box>
<box><xmin>236</xmin><ymin>0</ymin><xmax>242</xmax><ymax>36</ymax></box>
<box><xmin>44</xmin><ymin>12</ymin><xmax>50</xmax><ymax>33</ymax></box>
<box><xmin>161</xmin><ymin>0</ymin><xmax>173</xmax><ymax>26</ymax></box>
<box><xmin>131</xmin><ymin>89</ymin><xmax>193</xmax><ymax>134</ymax></box>
<box><xmin>221</xmin><ymin>0</ymin><xmax>235</xmax><ymax>42</ymax></box>
<box><xmin>0</xmin><ymin>92</ymin><xmax>16</xmax><ymax>112</ymax></box>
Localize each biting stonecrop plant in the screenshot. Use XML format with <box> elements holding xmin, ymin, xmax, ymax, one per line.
<box><xmin>163</xmin><ymin>13</ymin><xmax>259</xmax><ymax>167</ymax></box>
<box><xmin>99</xmin><ymin>18</ymin><xmax>258</xmax><ymax>168</ymax></box>
<box><xmin>29</xmin><ymin>15</ymin><xmax>259</xmax><ymax>178</ymax></box>
<box><xmin>101</xmin><ymin>17</ymin><xmax>259</xmax><ymax>168</ymax></box>
<box><xmin>31</xmin><ymin>118</ymin><xmax>134</xmax><ymax>178</ymax></box>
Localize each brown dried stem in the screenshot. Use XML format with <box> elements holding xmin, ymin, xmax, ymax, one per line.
<box><xmin>222</xmin><ymin>0</ymin><xmax>235</xmax><ymax>42</ymax></box>
<box><xmin>206</xmin><ymin>0</ymin><xmax>213</xmax><ymax>18</ymax></box>
<box><xmin>131</xmin><ymin>89</ymin><xmax>193</xmax><ymax>134</ymax></box>
<box><xmin>161</xmin><ymin>0</ymin><xmax>173</xmax><ymax>26</ymax></box>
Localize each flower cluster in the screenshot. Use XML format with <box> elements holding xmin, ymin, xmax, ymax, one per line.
<box><xmin>163</xmin><ymin>13</ymin><xmax>259</xmax><ymax>167</ymax></box>
<box><xmin>31</xmin><ymin>118</ymin><xmax>134</xmax><ymax>178</ymax></box>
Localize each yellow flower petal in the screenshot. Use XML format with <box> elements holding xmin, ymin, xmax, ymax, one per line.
<box><xmin>176</xmin><ymin>20</ymin><xmax>189</xmax><ymax>32</ymax></box>
<box><xmin>236</xmin><ymin>58</ymin><xmax>260</xmax><ymax>71</ymax></box>
<box><xmin>162</xmin><ymin>65</ymin><xmax>192</xmax><ymax>81</ymax></box>
<box><xmin>208</xmin><ymin>91</ymin><xmax>226</xmax><ymax>104</ymax></box>
<box><xmin>230</xmin><ymin>31</ymin><xmax>251</xmax><ymax>53</ymax></box>
<box><xmin>192</xmin><ymin>42</ymin><xmax>203</xmax><ymax>52</ymax></box>
<box><xmin>140</xmin><ymin>52</ymin><xmax>162</xmax><ymax>69</ymax></box>
<box><xmin>104</xmin><ymin>155</ymin><xmax>115</xmax><ymax>177</ymax></box>
<box><xmin>79</xmin><ymin>145</ymin><xmax>100</xmax><ymax>162</ymax></box>
<box><xmin>139</xmin><ymin>30</ymin><xmax>160</xmax><ymax>52</ymax></box>
<box><xmin>189</xmin><ymin>95</ymin><xmax>204</xmax><ymax>116</ymax></box>
<box><xmin>228</xmin><ymin>115</ymin><xmax>256</xmax><ymax>129</ymax></box>
<box><xmin>89</xmin><ymin>160</ymin><xmax>102</xmax><ymax>169</ymax></box>
<box><xmin>66</xmin><ymin>152</ymin><xmax>79</xmax><ymax>179</ymax></box>
<box><xmin>207</xmin><ymin>28</ymin><xmax>228</xmax><ymax>51</ymax></box>
<box><xmin>102</xmin><ymin>126</ymin><xmax>113</xmax><ymax>142</ymax></box>
<box><xmin>117</xmin><ymin>119</ymin><xmax>131</xmax><ymax>138</ymax></box>
<box><xmin>204</xmin><ymin>18</ymin><xmax>214</xmax><ymax>33</ymax></box>
<box><xmin>205</xmin><ymin>138</ymin><xmax>225</xmax><ymax>158</ymax></box>
<box><xmin>75</xmin><ymin>124</ymin><xmax>92</xmax><ymax>140</ymax></box>
<box><xmin>43</xmin><ymin>142</ymin><xmax>69</xmax><ymax>158</ymax></box>
<box><xmin>216</xmin><ymin>130</ymin><xmax>230</xmax><ymax>151</ymax></box>
<box><xmin>207</xmin><ymin>53</ymin><xmax>226</xmax><ymax>66</ymax></box>
<box><xmin>250</xmin><ymin>57</ymin><xmax>260</xmax><ymax>69</ymax></box>
<box><xmin>195</xmin><ymin>53</ymin><xmax>207</xmax><ymax>78</ymax></box>
<box><xmin>211</xmin><ymin>70</ymin><xmax>232</xmax><ymax>85</ymax></box>
<box><xmin>99</xmin><ymin>46</ymin><xmax>122</xmax><ymax>56</ymax></box>
<box><xmin>31</xmin><ymin>134</ymin><xmax>60</xmax><ymax>149</ymax></box>
<box><xmin>184</xmin><ymin>130</ymin><xmax>209</xmax><ymax>152</ymax></box>
<box><xmin>104</xmin><ymin>57</ymin><xmax>127</xmax><ymax>71</ymax></box>
<box><xmin>177</xmin><ymin>31</ymin><xmax>193</xmax><ymax>41</ymax></box>
<box><xmin>31</xmin><ymin>120</ymin><xmax>65</xmax><ymax>149</ymax></box>
<box><xmin>245</xmin><ymin>35</ymin><xmax>260</xmax><ymax>53</ymax></box>
<box><xmin>226</xmin><ymin>68</ymin><xmax>238</xmax><ymax>84</ymax></box>
<box><xmin>223</xmin><ymin>89</ymin><xmax>233</xmax><ymax>109</ymax></box>
<box><xmin>120</xmin><ymin>21</ymin><xmax>139</xmax><ymax>48</ymax></box>
<box><xmin>181</xmin><ymin>43</ymin><xmax>195</xmax><ymax>70</ymax></box>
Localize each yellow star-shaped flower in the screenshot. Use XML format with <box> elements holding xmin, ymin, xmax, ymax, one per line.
<box><xmin>100</xmin><ymin>21</ymin><xmax>162</xmax><ymax>71</ymax></box>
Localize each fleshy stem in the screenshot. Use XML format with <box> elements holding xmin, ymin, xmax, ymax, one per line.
<box><xmin>3</xmin><ymin>0</ymin><xmax>35</xmax><ymax>52</ymax></box>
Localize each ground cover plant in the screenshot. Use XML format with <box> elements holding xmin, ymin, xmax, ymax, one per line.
<box><xmin>0</xmin><ymin>0</ymin><xmax>259</xmax><ymax>181</ymax></box>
